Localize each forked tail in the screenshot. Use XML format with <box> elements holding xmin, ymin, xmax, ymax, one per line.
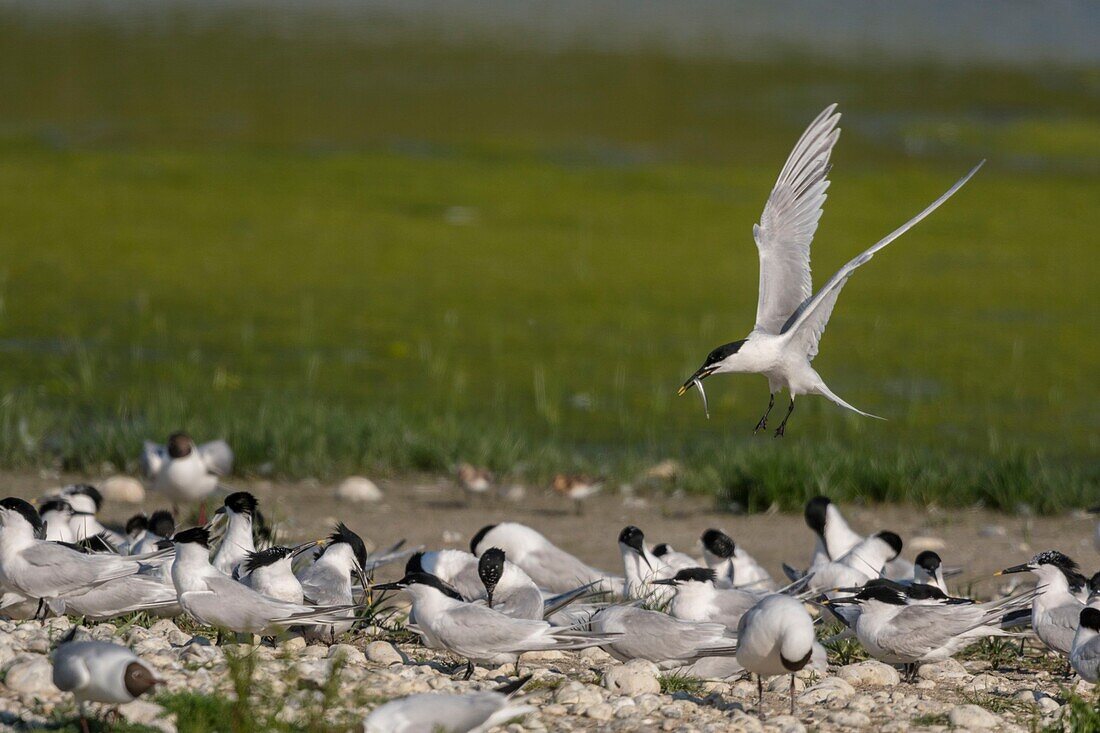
<box><xmin>815</xmin><ymin>382</ymin><xmax>885</xmax><ymax>420</ymax></box>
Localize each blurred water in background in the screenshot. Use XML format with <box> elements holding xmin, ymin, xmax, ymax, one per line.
<box><xmin>7</xmin><ymin>0</ymin><xmax>1100</xmax><ymax>67</ymax></box>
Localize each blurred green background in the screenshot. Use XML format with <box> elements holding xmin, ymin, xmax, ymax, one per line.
<box><xmin>0</xmin><ymin>3</ymin><xmax>1096</xmax><ymax>511</ymax></box>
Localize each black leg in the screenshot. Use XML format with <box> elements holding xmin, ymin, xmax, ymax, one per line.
<box><xmin>774</xmin><ymin>398</ymin><xmax>795</xmax><ymax>437</ymax></box>
<box><xmin>463</xmin><ymin>659</ymin><xmax>474</xmax><ymax>680</ymax></box>
<box><xmin>34</xmin><ymin>598</ymin><xmax>45</xmax><ymax>620</ymax></box>
<box><xmin>757</xmin><ymin>674</ymin><xmax>763</xmax><ymax>711</ymax></box>
<box><xmin>754</xmin><ymin>393</ymin><xmax>775</xmax><ymax>434</ymax></box>
<box><xmin>789</xmin><ymin>674</ymin><xmax>796</xmax><ymax>715</ymax></box>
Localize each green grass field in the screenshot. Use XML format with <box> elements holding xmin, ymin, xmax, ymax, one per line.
<box><xmin>0</xmin><ymin>11</ymin><xmax>1096</xmax><ymax>511</ymax></box>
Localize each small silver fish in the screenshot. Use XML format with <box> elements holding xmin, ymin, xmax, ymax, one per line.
<box><xmin>693</xmin><ymin>378</ymin><xmax>710</xmax><ymax>419</ymax></box>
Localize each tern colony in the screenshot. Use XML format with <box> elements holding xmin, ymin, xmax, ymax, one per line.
<box><xmin>0</xmin><ymin>106</ymin><xmax>1093</xmax><ymax>731</ymax></box>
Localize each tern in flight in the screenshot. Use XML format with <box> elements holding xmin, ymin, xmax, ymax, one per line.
<box><xmin>678</xmin><ymin>104</ymin><xmax>983</xmax><ymax>435</ymax></box>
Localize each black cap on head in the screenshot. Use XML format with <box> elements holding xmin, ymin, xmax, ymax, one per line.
<box><xmin>618</xmin><ymin>526</ymin><xmax>646</xmax><ymax>553</ymax></box>
<box><xmin>704</xmin><ymin>339</ymin><xmax>746</xmax><ymax>366</ymax></box>
<box><xmin>1031</xmin><ymin>550</ymin><xmax>1086</xmax><ymax>589</ymax></box>
<box><xmin>478</xmin><ymin>548</ymin><xmax>506</xmax><ymax>600</ymax></box>
<box><xmin>915</xmin><ymin>550</ymin><xmax>941</xmax><ymax>573</ymax></box>
<box><xmin>67</xmin><ymin>484</ymin><xmax>103</xmax><ymax>510</ymax></box>
<box><xmin>875</xmin><ymin>531</ymin><xmax>903</xmax><ymax>558</ymax></box>
<box><xmin>804</xmin><ymin>497</ymin><xmax>831</xmax><ymax>535</ymax></box>
<box><xmin>469</xmin><ymin>524</ymin><xmax>497</xmax><ymax>555</ymax></box>
<box><xmin>652</xmin><ymin>543</ymin><xmax>671</xmax><ymax>557</ymax></box>
<box><xmin>1081</xmin><ymin>607</ymin><xmax>1100</xmax><ymax>632</ymax></box>
<box><xmin>326</xmin><ymin>523</ymin><xmax>367</xmax><ymax>568</ymax></box>
<box><xmin>398</xmin><ymin>572</ymin><xmax>464</xmax><ymax>600</ymax></box>
<box><xmin>405</xmin><ymin>552</ymin><xmax>425</xmax><ymax>575</ymax></box>
<box><xmin>39</xmin><ymin>498</ymin><xmax>73</xmax><ymax>516</ymax></box>
<box><xmin>148</xmin><ymin>510</ymin><xmax>176</xmax><ymax>538</ymax></box>
<box><xmin>243</xmin><ymin>546</ymin><xmax>293</xmax><ymax>573</ymax></box>
<box><xmin>1089</xmin><ymin>571</ymin><xmax>1100</xmax><ymax>594</ymax></box>
<box><xmin>905</xmin><ymin>583</ymin><xmax>950</xmax><ymax>601</ymax></box>
<box><xmin>672</xmin><ymin>567</ymin><xmax>717</xmax><ymax>584</ymax></box>
<box><xmin>223</xmin><ymin>492</ymin><xmax>258</xmax><ymax>516</ymax></box>
<box><xmin>1</xmin><ymin>497</ymin><xmax>45</xmax><ymax>535</ymax></box>
<box><xmin>855</xmin><ymin>583</ymin><xmax>907</xmax><ymax>606</ymax></box>
<box><xmin>167</xmin><ymin>432</ymin><xmax>194</xmax><ymax>459</ymax></box>
<box><xmin>125</xmin><ymin>514</ymin><xmax>148</xmax><ymax>535</ymax></box>
<box><xmin>172</xmin><ymin>526</ymin><xmax>210</xmax><ymax>548</ymax></box>
<box><xmin>701</xmin><ymin>529</ymin><xmax>735</xmax><ymax>559</ymax></box>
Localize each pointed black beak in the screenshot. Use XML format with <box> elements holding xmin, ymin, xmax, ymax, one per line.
<box><xmin>677</xmin><ymin>365</ymin><xmax>716</xmax><ymax>396</ymax></box>
<box><xmin>994</xmin><ymin>564</ymin><xmax>1031</xmax><ymax>576</ymax></box>
<box><xmin>651</xmin><ymin>578</ymin><xmax>678</xmax><ymax>586</ymax></box>
<box><xmin>370</xmin><ymin>580</ymin><xmax>406</xmax><ymax>592</ymax></box>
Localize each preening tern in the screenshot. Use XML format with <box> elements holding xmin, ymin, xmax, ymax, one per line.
<box><xmin>735</xmin><ymin>593</ymin><xmax>816</xmax><ymax>714</ymax></box>
<box><xmin>470</xmin><ymin>523</ymin><xmax>622</xmax><ymax>594</ymax></box>
<box><xmin>677</xmin><ymin>104</ymin><xmax>983</xmax><ymax>435</ymax></box>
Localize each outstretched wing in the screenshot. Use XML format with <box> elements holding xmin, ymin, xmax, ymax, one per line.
<box><xmin>781</xmin><ymin>161</ymin><xmax>984</xmax><ymax>359</ymax></box>
<box><xmin>198</xmin><ymin>440</ymin><xmax>234</xmax><ymax>477</ymax></box>
<box><xmin>140</xmin><ymin>441</ymin><xmax>167</xmax><ymax>478</ymax></box>
<box><xmin>753</xmin><ymin>104</ymin><xmax>841</xmax><ymax>334</ymax></box>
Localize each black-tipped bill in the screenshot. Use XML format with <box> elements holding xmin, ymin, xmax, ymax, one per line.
<box><xmin>995</xmin><ymin>564</ymin><xmax>1031</xmax><ymax>576</ymax></box>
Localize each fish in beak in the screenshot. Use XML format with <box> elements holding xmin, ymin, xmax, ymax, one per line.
<box><xmin>677</xmin><ymin>366</ymin><xmax>716</xmax><ymax>418</ymax></box>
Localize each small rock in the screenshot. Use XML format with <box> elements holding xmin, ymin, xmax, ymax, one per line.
<box><xmin>101</xmin><ymin>475</ymin><xmax>146</xmax><ymax>504</ymax></box>
<box><xmin>918</xmin><ymin>658</ymin><xmax>970</xmax><ymax>682</ymax></box>
<box><xmin>798</xmin><ymin>677</ymin><xmax>855</xmax><ymax>705</ymax></box>
<box><xmin>768</xmin><ymin>715</ymin><xmax>806</xmax><ymax>733</ymax></box>
<box><xmin>838</xmin><ymin>660</ymin><xmax>900</xmax><ymax>687</ymax></box>
<box><xmin>278</xmin><ymin>634</ymin><xmax>306</xmax><ymax>652</ymax></box>
<box><xmin>554</xmin><ymin>681</ymin><xmax>605</xmax><ymax>706</ymax></box>
<box><xmin>328</xmin><ymin>644</ymin><xmax>366</xmax><ymax>666</ymax></box>
<box><xmin>908</xmin><ymin>536</ymin><xmax>946</xmax><ymax>552</ymax></box>
<box><xmin>827</xmin><ymin>710</ymin><xmax>871</xmax><ymax>727</ymax></box>
<box><xmin>365</xmin><ymin>641</ymin><xmax>404</xmax><ymax>666</ymax></box>
<box><xmin>979</xmin><ymin>524</ymin><xmax>1007</xmax><ymax>538</ymax></box>
<box><xmin>602</xmin><ymin>659</ymin><xmax>661</xmax><ymax>696</ymax></box>
<box><xmin>767</xmin><ymin>675</ymin><xmax>804</xmax><ymax>693</ymax></box>
<box><xmin>585</xmin><ymin>702</ymin><xmax>615</xmax><ymax>721</ymax></box>
<box><xmin>335</xmin><ymin>476</ymin><xmax>383</xmax><ymax>503</ymax></box>
<box><xmin>579</xmin><ymin>646</ymin><xmax>612</xmax><ymax>662</ymax></box>
<box><xmin>1035</xmin><ymin>695</ymin><xmax>1060</xmax><ymax>714</ymax></box>
<box><xmin>119</xmin><ymin>700</ymin><xmax>175</xmax><ymax>733</ymax></box>
<box><xmin>965</xmin><ymin>673</ymin><xmax>1000</xmax><ymax>692</ymax></box>
<box><xmin>949</xmin><ymin>704</ymin><xmax>1001</xmax><ymax>729</ymax></box>
<box><xmin>7</xmin><ymin>658</ymin><xmax>54</xmax><ymax>695</ymax></box>
<box><xmin>523</xmin><ymin>650</ymin><xmax>566</xmax><ymax>662</ymax></box>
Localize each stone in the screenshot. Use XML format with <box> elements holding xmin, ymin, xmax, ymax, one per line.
<box><xmin>120</xmin><ymin>700</ymin><xmax>175</xmax><ymax>733</ymax></box>
<box><xmin>837</xmin><ymin>660</ymin><xmax>901</xmax><ymax>687</ymax></box>
<box><xmin>101</xmin><ymin>475</ymin><xmax>146</xmax><ymax>504</ymax></box>
<box><xmin>585</xmin><ymin>702</ymin><xmax>615</xmax><ymax>721</ymax></box>
<box><xmin>768</xmin><ymin>715</ymin><xmax>807</xmax><ymax>733</ymax></box>
<box><xmin>767</xmin><ymin>675</ymin><xmax>805</xmax><ymax>693</ymax></box>
<box><xmin>965</xmin><ymin>673</ymin><xmax>1000</xmax><ymax>692</ymax></box>
<box><xmin>7</xmin><ymin>658</ymin><xmax>54</xmax><ymax>695</ymax></box>
<box><xmin>602</xmin><ymin>659</ymin><xmax>661</xmax><ymax>696</ymax></box>
<box><xmin>827</xmin><ymin>710</ymin><xmax>871</xmax><ymax>727</ymax></box>
<box><xmin>917</xmin><ymin>658</ymin><xmax>970</xmax><ymax>682</ymax></box>
<box><xmin>797</xmin><ymin>677</ymin><xmax>855</xmax><ymax>705</ymax></box>
<box><xmin>335</xmin><ymin>476</ymin><xmax>383</xmax><ymax>503</ymax></box>
<box><xmin>328</xmin><ymin>644</ymin><xmax>366</xmax><ymax>666</ymax></box>
<box><xmin>949</xmin><ymin>704</ymin><xmax>1001</xmax><ymax>729</ymax></box>
<box><xmin>578</xmin><ymin>646</ymin><xmax>612</xmax><ymax>662</ymax></box>
<box><xmin>553</xmin><ymin>681</ymin><xmax>604</xmax><ymax>706</ymax></box>
<box><xmin>278</xmin><ymin>634</ymin><xmax>306</xmax><ymax>652</ymax></box>
<box><xmin>365</xmin><ymin>641</ymin><xmax>404</xmax><ymax>666</ymax></box>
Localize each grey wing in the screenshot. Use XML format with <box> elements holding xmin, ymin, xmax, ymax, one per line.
<box><xmin>497</xmin><ymin>587</ymin><xmax>544</xmax><ymax>621</ymax></box>
<box><xmin>523</xmin><ymin>546</ymin><xmax>610</xmax><ymax>593</ymax></box>
<box><xmin>1044</xmin><ymin>603</ymin><xmax>1085</xmax><ymax>652</ymax></box>
<box><xmin>616</xmin><ymin>610</ymin><xmax>732</xmax><ymax>660</ymax></box>
<box><xmin>781</xmin><ymin>161</ymin><xmax>984</xmax><ymax>359</ymax></box>
<box><xmin>366</xmin><ymin>694</ymin><xmax>503</xmax><ymax>733</ymax></box>
<box><xmin>711</xmin><ymin>590</ymin><xmax>759</xmax><ymax>628</ymax></box>
<box><xmin>140</xmin><ymin>441</ymin><xmax>166</xmax><ymax>478</ymax></box>
<box><xmin>884</xmin><ymin>605</ymin><xmax>985</xmax><ymax>659</ymax></box>
<box><xmin>51</xmin><ymin>648</ymin><xmax>91</xmax><ymax>693</ymax></box>
<box><xmin>752</xmin><ymin>104</ymin><xmax>840</xmax><ymax>334</ymax></box>
<box><xmin>198</xmin><ymin>440</ymin><xmax>234</xmax><ymax>476</ymax></box>
<box><xmin>25</xmin><ymin>543</ymin><xmax>136</xmax><ymax>594</ymax></box>
<box><xmin>441</xmin><ymin>605</ymin><xmax>550</xmax><ymax>654</ymax></box>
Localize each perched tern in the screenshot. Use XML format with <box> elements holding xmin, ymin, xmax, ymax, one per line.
<box><xmin>677</xmin><ymin>104</ymin><xmax>983</xmax><ymax>435</ymax></box>
<box><xmin>363</xmin><ymin>675</ymin><xmax>534</xmax><ymax>733</ymax></box>
<box><xmin>735</xmin><ymin>594</ymin><xmax>817</xmax><ymax>714</ymax></box>
<box><xmin>700</xmin><ymin>528</ymin><xmax>776</xmax><ymax>591</ymax></box>
<box><xmin>39</xmin><ymin>499</ymin><xmax>77</xmax><ymax>543</ymax></box>
<box><xmin>470</xmin><ymin>523</ymin><xmax>622</xmax><ymax>594</ymax></box>
<box><xmin>996</xmin><ymin>551</ymin><xmax>1087</xmax><ymax>656</ymax></box>
<box><xmin>170</xmin><ymin>527</ymin><xmax>357</xmax><ymax>635</ymax></box>
<box><xmin>52</xmin><ymin>626</ymin><xmax>161</xmax><ymax>733</ymax></box>
<box><xmin>1070</xmin><ymin>607</ymin><xmax>1100</xmax><ymax>683</ymax></box>
<box><xmin>653</xmin><ymin>567</ymin><xmax>762</xmax><ymax>631</ymax></box>
<box><xmin>142</xmin><ymin>432</ymin><xmax>233</xmax><ymax>521</ymax></box>
<box><xmin>240</xmin><ymin>541</ymin><xmax>322</xmax><ymax>604</ymax></box>
<box><xmin>589</xmin><ymin>604</ymin><xmax>743</xmax><ymax>679</ymax></box>
<box><xmin>618</xmin><ymin>525</ymin><xmax>675</xmax><ymax>601</ymax></box>
<box><xmin>374</xmin><ymin>572</ymin><xmax>617</xmax><ymax>679</ymax></box>
<box><xmin>211</xmin><ymin>492</ymin><xmax>258</xmax><ymax>577</ymax></box>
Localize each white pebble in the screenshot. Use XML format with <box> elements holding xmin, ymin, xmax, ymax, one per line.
<box><xmin>335</xmin><ymin>476</ymin><xmax>384</xmax><ymax>503</ymax></box>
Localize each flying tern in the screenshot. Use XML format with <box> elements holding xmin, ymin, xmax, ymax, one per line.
<box><xmin>677</xmin><ymin>104</ymin><xmax>983</xmax><ymax>435</ymax></box>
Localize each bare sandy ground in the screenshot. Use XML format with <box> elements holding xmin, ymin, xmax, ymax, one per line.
<box><xmin>14</xmin><ymin>471</ymin><xmax>1099</xmax><ymax>587</ymax></box>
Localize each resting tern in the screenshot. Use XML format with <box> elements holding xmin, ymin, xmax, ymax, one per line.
<box><xmin>39</xmin><ymin>499</ymin><xmax>77</xmax><ymax>543</ymax></box>
<box><xmin>470</xmin><ymin>523</ymin><xmax>622</xmax><ymax>594</ymax></box>
<box><xmin>653</xmin><ymin>567</ymin><xmax>762</xmax><ymax>630</ymax></box>
<box><xmin>700</xmin><ymin>528</ymin><xmax>776</xmax><ymax>590</ymax></box>
<box><xmin>52</xmin><ymin>626</ymin><xmax>161</xmax><ymax>733</ymax></box>
<box><xmin>169</xmin><ymin>527</ymin><xmax>357</xmax><ymax>635</ymax></box>
<box><xmin>61</xmin><ymin>571</ymin><xmax>180</xmax><ymax>621</ymax></box>
<box><xmin>240</xmin><ymin>541</ymin><xmax>322</xmax><ymax>604</ymax></box>
<box><xmin>618</xmin><ymin>525</ymin><xmax>675</xmax><ymax>601</ymax></box>
<box><xmin>374</xmin><ymin>572</ymin><xmax>618</xmax><ymax>679</ymax></box>
<box><xmin>142</xmin><ymin>432</ymin><xmax>233</xmax><ymax>521</ymax></box>
<box><xmin>735</xmin><ymin>593</ymin><xmax>817</xmax><ymax>714</ymax></box>
<box><xmin>795</xmin><ymin>497</ymin><xmax>913</xmax><ymax>581</ymax></box>
<box><xmin>652</xmin><ymin>543</ymin><xmax>701</xmax><ymax>573</ymax></box>
<box><xmin>1070</xmin><ymin>607</ymin><xmax>1100</xmax><ymax>682</ymax></box>
<box><xmin>211</xmin><ymin>492</ymin><xmax>258</xmax><ymax>577</ymax></box>
<box><xmin>997</xmin><ymin>551</ymin><xmax>1087</xmax><ymax>656</ymax></box>
<box><xmin>913</xmin><ymin>551</ymin><xmax>948</xmax><ymax>594</ymax></box>
<box><xmin>57</xmin><ymin>485</ymin><xmax>124</xmax><ymax>545</ymax></box>
<box><xmin>129</xmin><ymin>510</ymin><xmax>176</xmax><ymax>557</ymax></box>
<box><xmin>364</xmin><ymin>675</ymin><xmax>534</xmax><ymax>733</ymax></box>
<box><xmin>589</xmin><ymin>603</ymin><xmax>743</xmax><ymax>679</ymax></box>
<box><xmin>677</xmin><ymin>104</ymin><xmax>983</xmax><ymax>435</ymax></box>
<box><xmin>0</xmin><ymin>498</ymin><xmax>154</xmax><ymax>608</ymax></box>
<box><xmin>828</xmin><ymin>582</ymin><xmax>1031</xmax><ymax>680</ymax></box>
<box><xmin>801</xmin><ymin>530</ymin><xmax>903</xmax><ymax>593</ymax></box>
<box><xmin>298</xmin><ymin>523</ymin><xmax>371</xmax><ymax>642</ymax></box>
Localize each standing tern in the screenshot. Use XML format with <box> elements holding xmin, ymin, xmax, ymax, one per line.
<box><xmin>1070</xmin><ymin>607</ymin><xmax>1100</xmax><ymax>682</ymax></box>
<box><xmin>735</xmin><ymin>594</ymin><xmax>816</xmax><ymax>714</ymax></box>
<box><xmin>996</xmin><ymin>551</ymin><xmax>1087</xmax><ymax>656</ymax></box>
<box><xmin>373</xmin><ymin>572</ymin><xmax>618</xmax><ymax>679</ymax></box>
<box><xmin>169</xmin><ymin>527</ymin><xmax>358</xmax><ymax>636</ymax></box>
<box><xmin>363</xmin><ymin>675</ymin><xmax>534</xmax><ymax>733</ymax></box>
<box><xmin>52</xmin><ymin>626</ymin><xmax>162</xmax><ymax>733</ymax></box>
<box><xmin>677</xmin><ymin>104</ymin><xmax>983</xmax><ymax>435</ymax></box>
<box><xmin>211</xmin><ymin>492</ymin><xmax>259</xmax><ymax>577</ymax></box>
<box><xmin>700</xmin><ymin>528</ymin><xmax>776</xmax><ymax>590</ymax></box>
<box><xmin>470</xmin><ymin>523</ymin><xmax>622</xmax><ymax>594</ymax></box>
<box><xmin>298</xmin><ymin>523</ymin><xmax>371</xmax><ymax>643</ymax></box>
<box><xmin>618</xmin><ymin>525</ymin><xmax>675</xmax><ymax>601</ymax></box>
